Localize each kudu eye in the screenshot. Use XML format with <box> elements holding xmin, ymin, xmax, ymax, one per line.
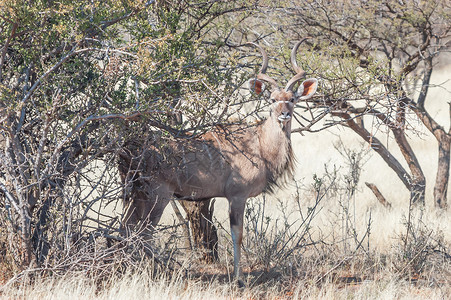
<box><xmin>290</xmin><ymin>97</ymin><xmax>295</xmax><ymax>103</ymax></box>
<box><xmin>271</xmin><ymin>98</ymin><xmax>276</xmax><ymax>103</ymax></box>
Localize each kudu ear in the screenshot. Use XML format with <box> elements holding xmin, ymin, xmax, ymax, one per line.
<box><xmin>296</xmin><ymin>78</ymin><xmax>318</xmax><ymax>100</ymax></box>
<box><xmin>248</xmin><ymin>78</ymin><xmax>266</xmax><ymax>95</ymax></box>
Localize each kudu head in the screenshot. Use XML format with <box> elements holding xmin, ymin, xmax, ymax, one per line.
<box><xmin>247</xmin><ymin>39</ymin><xmax>318</xmax><ymax>132</ymax></box>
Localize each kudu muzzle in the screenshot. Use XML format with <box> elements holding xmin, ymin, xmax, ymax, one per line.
<box><xmin>276</xmin><ymin>101</ymin><xmax>293</xmax><ymax>123</ymax></box>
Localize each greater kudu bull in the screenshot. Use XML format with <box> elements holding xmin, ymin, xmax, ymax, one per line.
<box><xmin>118</xmin><ymin>39</ymin><xmax>318</xmax><ymax>286</ymax></box>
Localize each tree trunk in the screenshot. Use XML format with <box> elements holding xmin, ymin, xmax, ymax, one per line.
<box><xmin>392</xmin><ymin>129</ymin><xmax>426</xmax><ymax>205</ymax></box>
<box><xmin>410</xmin><ymin>100</ymin><xmax>450</xmax><ymax>209</ymax></box>
<box><xmin>179</xmin><ymin>199</ymin><xmax>219</xmax><ymax>262</ymax></box>
<box><xmin>434</xmin><ymin>133</ymin><xmax>450</xmax><ymax>208</ymax></box>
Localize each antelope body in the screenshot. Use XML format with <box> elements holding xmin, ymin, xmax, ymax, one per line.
<box><xmin>119</xmin><ymin>40</ymin><xmax>318</xmax><ymax>286</ymax></box>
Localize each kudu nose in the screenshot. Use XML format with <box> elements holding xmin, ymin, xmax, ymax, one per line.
<box><xmin>278</xmin><ymin>111</ymin><xmax>291</xmax><ymax>122</ymax></box>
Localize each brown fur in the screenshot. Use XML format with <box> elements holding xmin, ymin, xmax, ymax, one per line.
<box><xmin>119</xmin><ymin>105</ymin><xmax>295</xmax><ymax>209</ymax></box>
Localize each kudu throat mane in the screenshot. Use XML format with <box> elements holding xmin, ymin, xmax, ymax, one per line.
<box><xmin>258</xmin><ymin>120</ymin><xmax>295</xmax><ymax>193</ymax></box>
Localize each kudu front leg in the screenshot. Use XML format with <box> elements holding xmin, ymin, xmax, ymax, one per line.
<box><xmin>122</xmin><ymin>183</ymin><xmax>171</xmax><ymax>241</ymax></box>
<box><xmin>228</xmin><ymin>198</ymin><xmax>246</xmax><ymax>287</ymax></box>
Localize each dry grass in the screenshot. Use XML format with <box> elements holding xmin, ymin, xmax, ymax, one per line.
<box><xmin>0</xmin><ymin>259</ymin><xmax>449</xmax><ymax>300</ymax></box>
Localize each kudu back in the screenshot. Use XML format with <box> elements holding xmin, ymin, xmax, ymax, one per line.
<box><xmin>118</xmin><ymin>39</ymin><xmax>318</xmax><ymax>286</ymax></box>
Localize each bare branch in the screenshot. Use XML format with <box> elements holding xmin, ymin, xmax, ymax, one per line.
<box><xmin>0</xmin><ymin>182</ymin><xmax>20</xmax><ymax>212</ymax></box>
<box><xmin>335</xmin><ymin>111</ymin><xmax>412</xmax><ymax>189</ymax></box>
<box><xmin>365</xmin><ymin>182</ymin><xmax>392</xmax><ymax>209</ymax></box>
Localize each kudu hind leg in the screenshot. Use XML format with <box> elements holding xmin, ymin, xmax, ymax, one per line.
<box><xmin>228</xmin><ymin>198</ymin><xmax>246</xmax><ymax>287</ymax></box>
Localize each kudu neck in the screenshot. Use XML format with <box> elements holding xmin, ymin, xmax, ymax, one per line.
<box><xmin>263</xmin><ymin>113</ymin><xmax>292</xmax><ymax>139</ymax></box>
<box><xmin>259</xmin><ymin>115</ymin><xmax>292</xmax><ymax>164</ymax></box>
